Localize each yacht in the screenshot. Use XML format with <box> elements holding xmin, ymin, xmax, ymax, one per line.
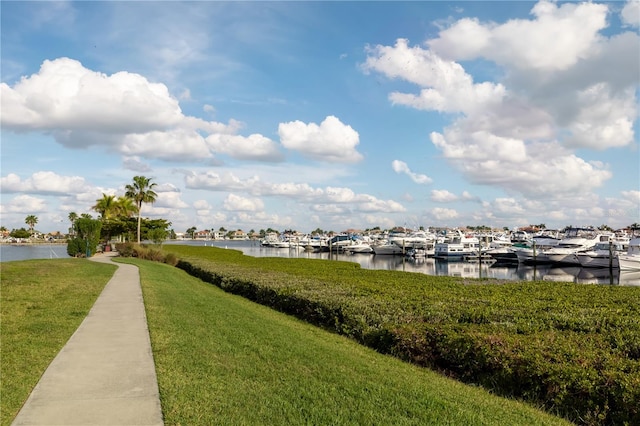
<box><xmin>433</xmin><ymin>230</ymin><xmax>480</xmax><ymax>260</ymax></box>
<box><xmin>618</xmin><ymin>238</ymin><xmax>640</xmax><ymax>271</ymax></box>
<box><xmin>545</xmin><ymin>228</ymin><xmax>613</xmax><ymax>265</ymax></box>
<box><xmin>576</xmin><ymin>242</ymin><xmax>626</xmax><ymax>268</ymax></box>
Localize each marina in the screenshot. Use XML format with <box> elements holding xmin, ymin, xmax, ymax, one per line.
<box><xmin>166</xmin><ymin>239</ymin><xmax>640</xmax><ymax>286</ymax></box>
<box><xmin>2</xmin><ymin>234</ymin><xmax>638</xmax><ymax>285</ymax></box>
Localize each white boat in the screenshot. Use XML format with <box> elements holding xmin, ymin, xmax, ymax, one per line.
<box><xmin>545</xmin><ymin>228</ymin><xmax>613</xmax><ymax>265</ymax></box>
<box><xmin>576</xmin><ymin>242</ymin><xmax>626</xmax><ymax>268</ymax></box>
<box><xmin>433</xmin><ymin>230</ymin><xmax>480</xmax><ymax>259</ymax></box>
<box><xmin>618</xmin><ymin>237</ymin><xmax>640</xmax><ymax>271</ymax></box>
<box><xmin>514</xmin><ymin>246</ymin><xmax>550</xmax><ymax>264</ymax></box>
<box><xmin>391</xmin><ymin>230</ymin><xmax>435</xmax><ymax>250</ymax></box>
<box><xmin>343</xmin><ymin>236</ymin><xmax>374</xmax><ymax>254</ymax></box>
<box><xmin>344</xmin><ymin>243</ymin><xmax>374</xmax><ymax>254</ymax></box>
<box><xmin>373</xmin><ymin>241</ymin><xmax>404</xmax><ymax>255</ymax></box>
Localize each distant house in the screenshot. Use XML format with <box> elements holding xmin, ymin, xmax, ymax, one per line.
<box><xmin>231</xmin><ymin>230</ymin><xmax>247</xmax><ymax>240</ymax></box>
<box><xmin>194</xmin><ymin>230</ymin><xmax>212</xmax><ymax>240</ymax></box>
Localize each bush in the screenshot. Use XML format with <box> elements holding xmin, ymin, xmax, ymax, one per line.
<box><xmin>164</xmin><ymin>252</ymin><xmax>178</xmax><ymax>266</ymax></box>
<box><xmin>114</xmin><ymin>242</ymin><xmax>135</xmax><ymax>257</ymax></box>
<box><xmin>165</xmin><ymin>246</ymin><xmax>640</xmax><ymax>426</ymax></box>
<box><xmin>66</xmin><ymin>238</ymin><xmax>86</xmax><ymax>257</ymax></box>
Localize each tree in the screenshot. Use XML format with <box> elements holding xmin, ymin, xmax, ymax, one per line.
<box><xmin>68</xmin><ymin>212</ymin><xmax>78</xmax><ymax>236</ymax></box>
<box><xmin>92</xmin><ymin>194</ymin><xmax>119</xmax><ymax>220</ymax></box>
<box><xmin>67</xmin><ymin>217</ymin><xmax>102</xmax><ymax>257</ymax></box>
<box><xmin>124</xmin><ymin>176</ymin><xmax>158</xmax><ymax>244</ymax></box>
<box><xmin>147</xmin><ymin>228</ymin><xmax>168</xmax><ymax>246</ymax></box>
<box><xmin>186</xmin><ymin>227</ymin><xmax>197</xmax><ymax>239</ymax></box>
<box><xmin>10</xmin><ymin>228</ymin><xmax>31</xmax><ymax>239</ymax></box>
<box><xmin>25</xmin><ymin>215</ymin><xmax>38</xmax><ymax>237</ymax></box>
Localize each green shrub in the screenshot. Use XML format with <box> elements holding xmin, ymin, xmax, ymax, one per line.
<box><xmin>164</xmin><ymin>245</ymin><xmax>640</xmax><ymax>426</ymax></box>
<box><xmin>114</xmin><ymin>242</ymin><xmax>135</xmax><ymax>257</ymax></box>
<box><xmin>164</xmin><ymin>252</ymin><xmax>178</xmax><ymax>266</ymax></box>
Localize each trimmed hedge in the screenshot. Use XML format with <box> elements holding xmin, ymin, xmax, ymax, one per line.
<box><xmin>167</xmin><ymin>246</ymin><xmax>640</xmax><ymax>426</ymax></box>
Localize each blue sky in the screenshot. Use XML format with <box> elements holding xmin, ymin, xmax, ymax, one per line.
<box><xmin>1</xmin><ymin>1</ymin><xmax>639</xmax><ymax>235</ymax></box>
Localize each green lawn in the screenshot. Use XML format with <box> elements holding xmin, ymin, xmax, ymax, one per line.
<box><xmin>124</xmin><ymin>257</ymin><xmax>570</xmax><ymax>425</ymax></box>
<box><xmin>0</xmin><ymin>259</ymin><xmax>116</xmax><ymax>426</ymax></box>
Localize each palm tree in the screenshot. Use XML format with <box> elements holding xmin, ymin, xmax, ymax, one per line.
<box><xmin>115</xmin><ymin>196</ymin><xmax>137</xmax><ymax>219</ymax></box>
<box><xmin>92</xmin><ymin>194</ymin><xmax>119</xmax><ymax>220</ymax></box>
<box><xmin>25</xmin><ymin>215</ymin><xmax>38</xmax><ymax>237</ymax></box>
<box><xmin>68</xmin><ymin>212</ymin><xmax>78</xmax><ymax>237</ymax></box>
<box><xmin>125</xmin><ymin>176</ymin><xmax>158</xmax><ymax>243</ymax></box>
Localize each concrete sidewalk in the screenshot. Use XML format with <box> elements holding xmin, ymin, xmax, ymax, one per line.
<box><xmin>12</xmin><ymin>252</ymin><xmax>164</xmax><ymax>425</ymax></box>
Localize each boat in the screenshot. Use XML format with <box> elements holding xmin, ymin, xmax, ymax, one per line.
<box><xmin>576</xmin><ymin>242</ymin><xmax>626</xmax><ymax>268</ymax></box>
<box><xmin>433</xmin><ymin>230</ymin><xmax>480</xmax><ymax>260</ymax></box>
<box><xmin>390</xmin><ymin>230</ymin><xmax>435</xmax><ymax>250</ymax></box>
<box><xmin>513</xmin><ymin>245</ymin><xmax>551</xmax><ymax>264</ymax></box>
<box><xmin>343</xmin><ymin>236</ymin><xmax>374</xmax><ymax>254</ymax></box>
<box><xmin>372</xmin><ymin>241</ymin><xmax>404</xmax><ymax>255</ymax></box>
<box><xmin>327</xmin><ymin>234</ymin><xmax>354</xmax><ymax>252</ymax></box>
<box><xmin>545</xmin><ymin>229</ymin><xmax>613</xmax><ymax>265</ymax></box>
<box><xmin>618</xmin><ymin>237</ymin><xmax>640</xmax><ymax>271</ymax></box>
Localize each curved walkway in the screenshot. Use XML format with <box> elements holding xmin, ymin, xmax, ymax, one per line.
<box><xmin>12</xmin><ymin>252</ymin><xmax>164</xmax><ymax>425</ymax></box>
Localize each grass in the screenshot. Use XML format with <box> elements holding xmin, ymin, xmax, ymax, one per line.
<box><xmin>0</xmin><ymin>259</ymin><xmax>116</xmax><ymax>426</ymax></box>
<box><xmin>120</xmin><ymin>257</ymin><xmax>570</xmax><ymax>425</ymax></box>
<box><xmin>163</xmin><ymin>246</ymin><xmax>640</xmax><ymax>424</ymax></box>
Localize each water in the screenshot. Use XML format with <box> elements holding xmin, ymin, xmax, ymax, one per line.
<box><xmin>0</xmin><ymin>244</ymin><xmax>70</xmax><ymax>262</ymax></box>
<box><xmin>166</xmin><ymin>240</ymin><xmax>640</xmax><ymax>286</ymax></box>
<box><xmin>2</xmin><ymin>240</ymin><xmax>637</xmax><ymax>285</ymax></box>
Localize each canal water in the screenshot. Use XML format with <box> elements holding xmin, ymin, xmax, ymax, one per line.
<box><xmin>2</xmin><ymin>240</ymin><xmax>638</xmax><ymax>285</ymax></box>
<box><xmin>166</xmin><ymin>240</ymin><xmax>640</xmax><ymax>286</ymax></box>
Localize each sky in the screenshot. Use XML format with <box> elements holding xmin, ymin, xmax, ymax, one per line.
<box><xmin>1</xmin><ymin>1</ymin><xmax>639</xmax><ymax>235</ymax></box>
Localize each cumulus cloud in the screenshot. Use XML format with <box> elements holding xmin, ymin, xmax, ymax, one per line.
<box><xmin>1</xmin><ymin>194</ymin><xmax>48</xmax><ymax>213</ymax></box>
<box><xmin>183</xmin><ymin>170</ymin><xmax>405</xmax><ymax>213</ymax></box>
<box><xmin>430</xmin><ymin>207</ymin><xmax>459</xmax><ymax>221</ymax></box>
<box><xmin>621</xmin><ymin>0</ymin><xmax>640</xmax><ymax>27</ymax></box>
<box><xmin>278</xmin><ymin>115</ymin><xmax>363</xmax><ymax>163</ymax></box>
<box><xmin>428</xmin><ymin>0</ymin><xmax>608</xmax><ymax>71</ymax></box>
<box><xmin>223</xmin><ymin>194</ymin><xmax>264</xmax><ymax>211</ymax></box>
<box><xmin>363</xmin><ymin>0</ymin><xmax>635</xmax><ymax>200</ymax></box>
<box><xmin>391</xmin><ymin>160</ymin><xmax>432</xmax><ymax>184</ymax></box>
<box><xmin>122</xmin><ymin>156</ymin><xmax>152</xmax><ymax>172</ymax></box>
<box><xmin>0</xmin><ymin>57</ymin><xmax>279</xmax><ymax>162</ymax></box>
<box><xmin>1</xmin><ymin>171</ymin><xmax>92</xmax><ymax>195</ymax></box>
<box><xmin>431</xmin><ymin>189</ymin><xmax>458</xmax><ymax>203</ymax></box>
<box><xmin>206</xmin><ymin>133</ymin><xmax>284</xmax><ymax>162</ymax></box>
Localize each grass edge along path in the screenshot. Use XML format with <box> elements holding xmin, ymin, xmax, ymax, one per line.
<box><xmin>161</xmin><ymin>245</ymin><xmax>640</xmax><ymax>425</ymax></box>
<box><xmin>0</xmin><ymin>259</ymin><xmax>117</xmax><ymax>426</ymax></box>
<box><xmin>122</xmin><ymin>257</ymin><xmax>570</xmax><ymax>425</ymax></box>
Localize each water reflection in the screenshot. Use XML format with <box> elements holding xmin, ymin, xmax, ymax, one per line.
<box><xmin>168</xmin><ymin>240</ymin><xmax>640</xmax><ymax>286</ymax></box>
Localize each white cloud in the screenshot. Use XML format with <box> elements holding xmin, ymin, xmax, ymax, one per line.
<box><xmin>429</xmin><ymin>1</ymin><xmax>608</xmax><ymax>71</ymax></box>
<box><xmin>278</xmin><ymin>115</ymin><xmax>363</xmax><ymax>163</ymax></box>
<box><xmin>1</xmin><ymin>195</ymin><xmax>48</xmax><ymax>214</ymax></box>
<box><xmin>122</xmin><ymin>156</ymin><xmax>152</xmax><ymax>172</ymax></box>
<box><xmin>430</xmin><ymin>130</ymin><xmax>612</xmax><ymax>197</ymax></box>
<box><xmin>183</xmin><ymin>170</ymin><xmax>405</xmax><ymax>213</ymax></box>
<box><xmin>566</xmin><ymin>83</ymin><xmax>636</xmax><ymax>149</ymax></box>
<box><xmin>363</xmin><ymin>39</ymin><xmax>505</xmax><ymax>115</ymax></box>
<box><xmin>621</xmin><ymin>190</ymin><xmax>640</xmax><ymax>204</ymax></box>
<box><xmin>0</xmin><ymin>57</ymin><xmax>272</xmax><ymax>163</ymax></box>
<box><xmin>621</xmin><ymin>1</ymin><xmax>640</xmax><ymax>27</ymax></box>
<box><xmin>206</xmin><ymin>133</ymin><xmax>284</xmax><ymax>162</ymax></box>
<box><xmin>1</xmin><ymin>171</ymin><xmax>92</xmax><ymax>195</ymax></box>
<box><xmin>193</xmin><ymin>199</ymin><xmax>212</xmax><ymax>210</ymax></box>
<box><xmin>391</xmin><ymin>160</ymin><xmax>432</xmax><ymax>184</ymax></box>
<box><xmin>431</xmin><ymin>189</ymin><xmax>458</xmax><ymax>203</ymax></box>
<box><xmin>363</xmin><ymin>1</ymin><xmax>632</xmax><ymax>201</ymax></box>
<box><xmin>155</xmin><ymin>191</ymin><xmax>189</xmax><ymax>209</ymax></box>
<box><xmin>223</xmin><ymin>194</ymin><xmax>264</xmax><ymax>211</ymax></box>
<box><xmin>430</xmin><ymin>207</ymin><xmax>459</xmax><ymax>221</ymax></box>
